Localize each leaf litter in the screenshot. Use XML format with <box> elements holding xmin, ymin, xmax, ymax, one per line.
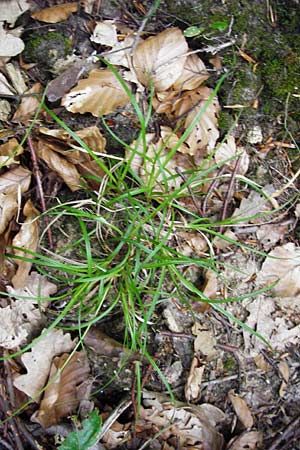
<box><xmin>0</xmin><ymin>3</ymin><xmax>299</xmax><ymax>449</ymax></box>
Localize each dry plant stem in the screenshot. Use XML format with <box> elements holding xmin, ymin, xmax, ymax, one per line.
<box><xmin>202</xmin><ymin>166</ymin><xmax>226</xmax><ymax>215</ymax></box>
<box><xmin>175</xmin><ymin>167</ymin><xmax>202</xmax><ymax>215</ymax></box>
<box><xmin>3</xmin><ymin>362</ymin><xmax>24</xmax><ymax>450</ymax></box>
<box><xmin>27</xmin><ymin>136</ymin><xmax>54</xmax><ymax>250</ymax></box>
<box><xmin>219</xmin><ymin>156</ymin><xmax>241</xmax><ymax>234</ymax></box>
<box><xmin>267</xmin><ymin>415</ymin><xmax>300</xmax><ymax>450</ymax></box>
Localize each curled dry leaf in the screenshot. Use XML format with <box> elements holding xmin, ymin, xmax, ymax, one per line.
<box><xmin>0</xmin><ymin>138</ymin><xmax>23</xmax><ymax>166</ymax></box>
<box><xmin>62</xmin><ymin>69</ymin><xmax>130</xmax><ymax>116</ymax></box>
<box><xmin>11</xmin><ymin>199</ymin><xmax>39</xmax><ymax>289</ymax></box>
<box><xmin>184</xmin><ymin>356</ymin><xmax>205</xmax><ymax>403</ymax></box>
<box><xmin>31</xmin><ymin>2</ymin><xmax>78</xmax><ymax>23</ymax></box>
<box><xmin>12</xmin><ymin>82</ymin><xmax>41</xmax><ymax>124</ymax></box>
<box><xmin>32</xmin><ymin>351</ymin><xmax>90</xmax><ymax>428</ymax></box>
<box><xmin>0</xmin><ymin>23</ymin><xmax>24</xmax><ymax>58</ymax></box>
<box><xmin>215</xmin><ymin>135</ymin><xmax>249</xmax><ymax>175</ymax></box>
<box><xmin>133</xmin><ymin>28</ymin><xmax>188</xmax><ymax>91</ymax></box>
<box><xmin>0</xmin><ymin>166</ymin><xmax>31</xmax><ymax>234</ymax></box>
<box><xmin>37</xmin><ymin>141</ymin><xmax>82</xmax><ymax>191</ymax></box>
<box><xmin>173</xmin><ymin>54</ymin><xmax>209</xmax><ymax>91</ymax></box>
<box><xmin>13</xmin><ymin>329</ymin><xmax>76</xmax><ymax>400</ymax></box>
<box><xmin>257</xmin><ymin>243</ymin><xmax>300</xmax><ymax>297</ymax></box>
<box><xmin>0</xmin><ymin>0</ymin><xmax>30</xmax><ymax>26</ymax></box>
<box><xmin>228</xmin><ymin>390</ymin><xmax>254</xmax><ymax>429</ymax></box>
<box><xmin>136</xmin><ymin>390</ymin><xmax>224</xmax><ymax>450</ymax></box>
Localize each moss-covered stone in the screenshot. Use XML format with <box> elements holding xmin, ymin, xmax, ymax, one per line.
<box><xmin>23</xmin><ymin>31</ymin><xmax>72</xmax><ymax>68</ymax></box>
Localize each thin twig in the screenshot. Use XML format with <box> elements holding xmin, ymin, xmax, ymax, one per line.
<box><xmin>267</xmin><ymin>415</ymin><xmax>300</xmax><ymax>450</ymax></box>
<box><xmin>219</xmin><ymin>157</ymin><xmax>241</xmax><ymax>234</ymax></box>
<box><xmin>202</xmin><ymin>166</ymin><xmax>226</xmax><ymax>214</ymax></box>
<box><xmin>27</xmin><ymin>136</ymin><xmax>54</xmax><ymax>249</ymax></box>
<box><xmin>3</xmin><ymin>362</ymin><xmax>24</xmax><ymax>450</ymax></box>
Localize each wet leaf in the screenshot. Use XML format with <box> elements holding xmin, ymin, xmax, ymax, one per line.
<box><xmin>31</xmin><ymin>3</ymin><xmax>78</xmax><ymax>23</ymax></box>
<box><xmin>228</xmin><ymin>390</ymin><xmax>254</xmax><ymax>428</ymax></box>
<box><xmin>14</xmin><ymin>329</ymin><xmax>76</xmax><ymax>400</ymax></box>
<box><xmin>11</xmin><ymin>199</ymin><xmax>39</xmax><ymax>289</ymax></box>
<box><xmin>62</xmin><ymin>69</ymin><xmax>130</xmax><ymax>116</ymax></box>
<box><xmin>133</xmin><ymin>28</ymin><xmax>188</xmax><ymax>91</ymax></box>
<box><xmin>59</xmin><ymin>410</ymin><xmax>102</xmax><ymax>450</ymax></box>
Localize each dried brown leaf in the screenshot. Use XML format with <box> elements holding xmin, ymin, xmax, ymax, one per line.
<box><xmin>12</xmin><ymin>82</ymin><xmax>41</xmax><ymax>124</ymax></box>
<box><xmin>184</xmin><ymin>356</ymin><xmax>205</xmax><ymax>402</ymax></box>
<box><xmin>0</xmin><ymin>167</ymin><xmax>31</xmax><ymax>234</ymax></box>
<box><xmin>192</xmin><ymin>322</ymin><xmax>217</xmax><ymax>359</ymax></box>
<box><xmin>32</xmin><ymin>351</ymin><xmax>90</xmax><ymax>428</ymax></box>
<box><xmin>13</xmin><ymin>329</ymin><xmax>76</xmax><ymax>400</ymax></box>
<box><xmin>215</xmin><ymin>135</ymin><xmax>249</xmax><ymax>175</ymax></box>
<box><xmin>46</xmin><ymin>61</ymin><xmax>88</xmax><ymax>102</ymax></box>
<box><xmin>227</xmin><ymin>431</ymin><xmax>263</xmax><ymax>450</ymax></box>
<box><xmin>133</xmin><ymin>28</ymin><xmax>188</xmax><ymax>91</ymax></box>
<box><xmin>62</xmin><ymin>69</ymin><xmax>130</xmax><ymax>116</ymax></box>
<box><xmin>0</xmin><ymin>99</ymin><xmax>11</xmax><ymax>120</ymax></box>
<box><xmin>0</xmin><ymin>138</ymin><xmax>23</xmax><ymax>166</ymax></box>
<box><xmin>37</xmin><ymin>141</ymin><xmax>82</xmax><ymax>191</ymax></box>
<box><xmin>228</xmin><ymin>390</ymin><xmax>254</xmax><ymax>428</ymax></box>
<box><xmin>5</xmin><ymin>63</ymin><xmax>27</xmax><ymax>94</ymax></box>
<box><xmin>173</xmin><ymin>54</ymin><xmax>209</xmax><ymax>91</ymax></box>
<box><xmin>258</xmin><ymin>243</ymin><xmax>300</xmax><ymax>297</ymax></box>
<box><xmin>84</xmin><ymin>328</ymin><xmax>125</xmax><ymax>357</ymax></box>
<box><xmin>31</xmin><ymin>3</ymin><xmax>78</xmax><ymax>23</ymax></box>
<box><xmin>0</xmin><ymin>72</ymin><xmax>15</xmax><ymax>96</ymax></box>
<box><xmin>176</xmin><ymin>230</ymin><xmax>208</xmax><ymax>256</ymax></box>
<box><xmin>11</xmin><ymin>200</ymin><xmax>39</xmax><ymax>289</ymax></box>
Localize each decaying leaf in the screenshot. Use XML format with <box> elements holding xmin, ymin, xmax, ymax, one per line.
<box><xmin>12</xmin><ymin>82</ymin><xmax>41</xmax><ymax>124</ymax></box>
<box><xmin>0</xmin><ymin>0</ymin><xmax>30</xmax><ymax>26</ymax></box>
<box><xmin>31</xmin><ymin>3</ymin><xmax>78</xmax><ymax>23</ymax></box>
<box><xmin>84</xmin><ymin>328</ymin><xmax>125</xmax><ymax>357</ymax></box>
<box><xmin>0</xmin><ymin>273</ymin><xmax>57</xmax><ymax>349</ymax></box>
<box><xmin>228</xmin><ymin>390</ymin><xmax>254</xmax><ymax>429</ymax></box>
<box><xmin>11</xmin><ymin>199</ymin><xmax>39</xmax><ymax>289</ymax></box>
<box><xmin>136</xmin><ymin>390</ymin><xmax>224</xmax><ymax>450</ymax></box>
<box><xmin>233</xmin><ymin>184</ymin><xmax>275</xmax><ymax>221</ymax></box>
<box><xmin>103</xmin><ymin>35</ymin><xmax>135</xmax><ymax>68</ymax></box>
<box><xmin>257</xmin><ymin>243</ymin><xmax>300</xmax><ymax>297</ymax></box>
<box><xmin>278</xmin><ymin>360</ymin><xmax>289</xmax><ymax>397</ymax></box>
<box><xmin>32</xmin><ymin>351</ymin><xmax>90</xmax><ymax>428</ymax></box>
<box><xmin>62</xmin><ymin>69</ymin><xmax>130</xmax><ymax>116</ymax></box>
<box><xmin>46</xmin><ymin>60</ymin><xmax>88</xmax><ymax>102</ymax></box>
<box><xmin>0</xmin><ymin>72</ymin><xmax>15</xmax><ymax>96</ymax></box>
<box><xmin>256</xmin><ymin>223</ymin><xmax>287</xmax><ymax>251</ymax></box>
<box><xmin>37</xmin><ymin>141</ymin><xmax>82</xmax><ymax>191</ymax></box>
<box><xmin>214</xmin><ymin>135</ymin><xmax>249</xmax><ymax>175</ymax></box>
<box><xmin>5</xmin><ymin>63</ymin><xmax>27</xmax><ymax>94</ymax></box>
<box><xmin>0</xmin><ymin>23</ymin><xmax>25</xmax><ymax>58</ymax></box>
<box><xmin>0</xmin><ymin>166</ymin><xmax>31</xmax><ymax>234</ymax></box>
<box><xmin>227</xmin><ymin>431</ymin><xmax>263</xmax><ymax>450</ymax></box>
<box><xmin>133</xmin><ymin>28</ymin><xmax>188</xmax><ymax>91</ymax></box>
<box><xmin>192</xmin><ymin>322</ymin><xmax>217</xmax><ymax>359</ymax></box>
<box><xmin>172</xmin><ymin>54</ymin><xmax>209</xmax><ymax>91</ymax></box>
<box><xmin>202</xmin><ymin>269</ymin><xmax>218</xmax><ymax>299</ymax></box>
<box><xmin>0</xmin><ymin>99</ymin><xmax>11</xmax><ymax>120</ymax></box>
<box><xmin>0</xmin><ymin>138</ymin><xmax>23</xmax><ymax>166</ymax></box>
<box><xmin>14</xmin><ymin>329</ymin><xmax>76</xmax><ymax>400</ymax></box>
<box><xmin>91</xmin><ymin>21</ymin><xmax>118</xmax><ymax>46</ymax></box>
<box><xmin>184</xmin><ymin>356</ymin><xmax>205</xmax><ymax>402</ymax></box>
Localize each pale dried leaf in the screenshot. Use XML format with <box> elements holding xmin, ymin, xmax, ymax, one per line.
<box><xmin>102</xmin><ymin>428</ymin><xmax>129</xmax><ymax>449</ymax></box>
<box><xmin>7</xmin><ymin>272</ymin><xmax>57</xmax><ymax>308</ymax></box>
<box><xmin>133</xmin><ymin>28</ymin><xmax>188</xmax><ymax>91</ymax></box>
<box><xmin>0</xmin><ymin>99</ymin><xmax>11</xmax><ymax>120</ymax></box>
<box><xmin>253</xmin><ymin>353</ymin><xmax>270</xmax><ymax>372</ymax></box>
<box><xmin>32</xmin><ymin>351</ymin><xmax>90</xmax><ymax>428</ymax></box>
<box><xmin>11</xmin><ymin>199</ymin><xmax>39</xmax><ymax>289</ymax></box>
<box><xmin>257</xmin><ymin>243</ymin><xmax>300</xmax><ymax>297</ymax></box>
<box><xmin>184</xmin><ymin>357</ymin><xmax>205</xmax><ymax>402</ymax></box>
<box><xmin>213</xmin><ymin>229</ymin><xmax>237</xmax><ymax>250</ymax></box>
<box><xmin>91</xmin><ymin>21</ymin><xmax>118</xmax><ymax>46</ymax></box>
<box><xmin>173</xmin><ymin>54</ymin><xmax>209</xmax><ymax>91</ymax></box>
<box><xmin>0</xmin><ymin>0</ymin><xmax>30</xmax><ymax>25</ymax></box>
<box><xmin>192</xmin><ymin>322</ymin><xmax>217</xmax><ymax>359</ymax></box>
<box><xmin>37</xmin><ymin>141</ymin><xmax>81</xmax><ymax>191</ymax></box>
<box><xmin>215</xmin><ymin>136</ymin><xmax>249</xmax><ymax>175</ymax></box>
<box><xmin>105</xmin><ymin>35</ymin><xmax>135</xmax><ymax>69</ymax></box>
<box><xmin>0</xmin><ymin>166</ymin><xmax>31</xmax><ymax>234</ymax></box>
<box><xmin>5</xmin><ymin>63</ymin><xmax>27</xmax><ymax>94</ymax></box>
<box><xmin>0</xmin><ymin>138</ymin><xmax>23</xmax><ymax>167</ymax></box>
<box><xmin>13</xmin><ymin>329</ymin><xmax>76</xmax><ymax>400</ymax></box>
<box><xmin>62</xmin><ymin>69</ymin><xmax>130</xmax><ymax>116</ymax></box>
<box><xmin>227</xmin><ymin>431</ymin><xmax>263</xmax><ymax>450</ymax></box>
<box><xmin>202</xmin><ymin>269</ymin><xmax>218</xmax><ymax>299</ymax></box>
<box><xmin>0</xmin><ymin>72</ymin><xmax>15</xmax><ymax>96</ymax></box>
<box><xmin>256</xmin><ymin>223</ymin><xmax>287</xmax><ymax>251</ymax></box>
<box><xmin>176</xmin><ymin>230</ymin><xmax>208</xmax><ymax>256</ymax></box>
<box><xmin>12</xmin><ymin>82</ymin><xmax>41</xmax><ymax>124</ymax></box>
<box><xmin>0</xmin><ymin>23</ymin><xmax>25</xmax><ymax>57</ymax></box>
<box><xmin>31</xmin><ymin>3</ymin><xmax>78</xmax><ymax>23</ymax></box>
<box><xmin>233</xmin><ymin>184</ymin><xmax>275</xmax><ymax>221</ymax></box>
<box><xmin>84</xmin><ymin>329</ymin><xmax>125</xmax><ymax>357</ymax></box>
<box><xmin>278</xmin><ymin>360</ymin><xmax>289</xmax><ymax>383</ymax></box>
<box><xmin>165</xmin><ymin>361</ymin><xmax>183</xmax><ymax>385</ymax></box>
<box><xmin>228</xmin><ymin>390</ymin><xmax>254</xmax><ymax>428</ymax></box>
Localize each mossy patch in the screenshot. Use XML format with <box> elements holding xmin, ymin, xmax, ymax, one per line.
<box><xmin>23</xmin><ymin>31</ymin><xmax>72</xmax><ymax>69</ymax></box>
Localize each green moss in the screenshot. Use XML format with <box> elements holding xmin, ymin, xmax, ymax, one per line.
<box><xmin>223</xmin><ymin>356</ymin><xmax>237</xmax><ymax>371</ymax></box>
<box><xmin>218</xmin><ymin>111</ymin><xmax>234</xmax><ymax>134</ymax></box>
<box><xmin>23</xmin><ymin>31</ymin><xmax>72</xmax><ymax>68</ymax></box>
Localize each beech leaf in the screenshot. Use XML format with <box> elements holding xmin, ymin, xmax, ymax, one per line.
<box><xmin>31</xmin><ymin>3</ymin><xmax>78</xmax><ymax>23</ymax></box>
